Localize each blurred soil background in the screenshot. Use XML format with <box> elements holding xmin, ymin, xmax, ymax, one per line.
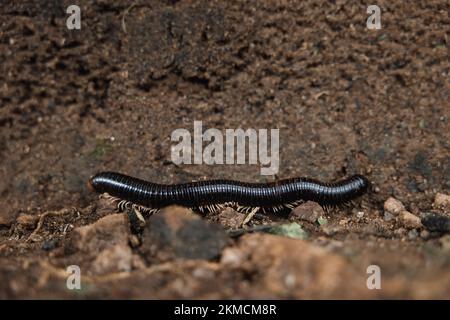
<box><xmin>0</xmin><ymin>0</ymin><xmax>449</xmax><ymax>298</ymax></box>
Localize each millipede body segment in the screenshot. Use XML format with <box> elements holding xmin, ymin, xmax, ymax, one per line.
<box><xmin>87</xmin><ymin>171</ymin><xmax>369</xmax><ymax>214</ymax></box>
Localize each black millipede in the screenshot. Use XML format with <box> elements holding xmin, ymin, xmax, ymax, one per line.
<box><xmin>87</xmin><ymin>171</ymin><xmax>369</xmax><ymax>217</ymax></box>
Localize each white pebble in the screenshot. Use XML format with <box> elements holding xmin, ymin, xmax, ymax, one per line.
<box><xmin>434</xmin><ymin>193</ymin><xmax>450</xmax><ymax>208</ymax></box>
<box><xmin>384</xmin><ymin>197</ymin><xmax>405</xmax><ymax>215</ymax></box>
<box><xmin>399</xmin><ymin>210</ymin><xmax>422</xmax><ymax>229</ymax></box>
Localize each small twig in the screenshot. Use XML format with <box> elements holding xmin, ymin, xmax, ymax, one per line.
<box><xmin>121</xmin><ymin>0</ymin><xmax>140</xmax><ymax>34</ymax></box>
<box><xmin>227</xmin><ymin>224</ymin><xmax>275</xmax><ymax>238</ymax></box>
<box><xmin>241</xmin><ymin>207</ymin><xmax>259</xmax><ymax>227</ymax></box>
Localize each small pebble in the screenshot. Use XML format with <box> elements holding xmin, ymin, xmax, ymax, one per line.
<box><xmin>289</xmin><ymin>201</ymin><xmax>324</xmax><ymax>224</ymax></box>
<box><xmin>356</xmin><ymin>211</ymin><xmax>364</xmax><ymax>218</ymax></box>
<box><xmin>317</xmin><ymin>216</ymin><xmax>328</xmax><ymax>226</ymax></box>
<box><xmin>422</xmin><ymin>214</ymin><xmax>450</xmax><ymax>233</ymax></box>
<box><xmin>384</xmin><ymin>211</ymin><xmax>395</xmax><ymax>222</ymax></box>
<box><xmin>384</xmin><ymin>197</ymin><xmax>405</xmax><ymax>215</ymax></box>
<box><xmin>420</xmin><ymin>230</ymin><xmax>430</xmax><ymax>239</ymax></box>
<box><xmin>218</xmin><ymin>207</ymin><xmax>245</xmax><ymax>229</ymax></box>
<box><xmin>434</xmin><ymin>193</ymin><xmax>450</xmax><ymax>208</ymax></box>
<box><xmin>399</xmin><ymin>210</ymin><xmax>422</xmax><ymax>229</ymax></box>
<box><xmin>407</xmin><ymin>229</ymin><xmax>419</xmax><ymax>240</ymax></box>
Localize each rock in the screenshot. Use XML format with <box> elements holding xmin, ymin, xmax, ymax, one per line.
<box><xmin>317</xmin><ymin>217</ymin><xmax>328</xmax><ymax>226</ymax></box>
<box><xmin>91</xmin><ymin>244</ymin><xmax>133</xmax><ymax>274</ymax></box>
<box><xmin>140</xmin><ymin>206</ymin><xmax>229</xmax><ymax>263</ymax></box>
<box><xmin>66</xmin><ymin>213</ymin><xmax>133</xmax><ymax>275</ymax></box>
<box><xmin>434</xmin><ymin>193</ymin><xmax>450</xmax><ymax>208</ymax></box>
<box><xmin>421</xmin><ymin>214</ymin><xmax>450</xmax><ymax>233</ymax></box>
<box><xmin>408</xmin><ymin>229</ymin><xmax>419</xmax><ymax>240</ymax></box>
<box><xmin>227</xmin><ymin>234</ymin><xmax>372</xmax><ymax>298</ymax></box>
<box><xmin>420</xmin><ymin>230</ymin><xmax>430</xmax><ymax>239</ymax></box>
<box><xmin>383</xmin><ymin>198</ymin><xmax>420</xmax><ymax>229</ymax></box>
<box><xmin>264</xmin><ymin>223</ymin><xmax>308</xmax><ymax>240</ymax></box>
<box><xmin>289</xmin><ymin>201</ymin><xmax>324</xmax><ymax>223</ymax></box>
<box><xmin>398</xmin><ymin>210</ymin><xmax>422</xmax><ymax>229</ymax></box>
<box><xmin>69</xmin><ymin>213</ymin><xmax>129</xmax><ymax>252</ymax></box>
<box><xmin>217</xmin><ymin>207</ymin><xmax>245</xmax><ymax>229</ymax></box>
<box><xmin>384</xmin><ymin>211</ymin><xmax>395</xmax><ymax>222</ymax></box>
<box><xmin>384</xmin><ymin>197</ymin><xmax>405</xmax><ymax>215</ymax></box>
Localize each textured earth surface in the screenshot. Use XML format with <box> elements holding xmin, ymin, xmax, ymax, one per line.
<box><xmin>0</xmin><ymin>0</ymin><xmax>449</xmax><ymax>299</ymax></box>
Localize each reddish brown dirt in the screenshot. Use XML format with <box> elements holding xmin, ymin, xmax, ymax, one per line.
<box><xmin>0</xmin><ymin>0</ymin><xmax>449</xmax><ymax>299</ymax></box>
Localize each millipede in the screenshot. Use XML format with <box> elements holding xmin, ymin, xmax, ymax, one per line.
<box><xmin>87</xmin><ymin>172</ymin><xmax>369</xmax><ymax>219</ymax></box>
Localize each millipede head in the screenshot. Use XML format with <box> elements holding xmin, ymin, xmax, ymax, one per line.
<box><xmin>86</xmin><ymin>176</ymin><xmax>96</xmax><ymax>193</ymax></box>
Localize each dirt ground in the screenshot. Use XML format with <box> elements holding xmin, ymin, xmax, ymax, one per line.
<box><xmin>0</xmin><ymin>0</ymin><xmax>449</xmax><ymax>299</ymax></box>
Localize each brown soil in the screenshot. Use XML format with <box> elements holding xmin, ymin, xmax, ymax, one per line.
<box><xmin>0</xmin><ymin>0</ymin><xmax>449</xmax><ymax>299</ymax></box>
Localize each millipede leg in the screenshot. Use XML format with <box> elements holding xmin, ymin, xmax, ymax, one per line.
<box><xmin>100</xmin><ymin>193</ymin><xmax>121</xmax><ymax>206</ymax></box>
<box><xmin>192</xmin><ymin>204</ymin><xmax>224</xmax><ymax>214</ymax></box>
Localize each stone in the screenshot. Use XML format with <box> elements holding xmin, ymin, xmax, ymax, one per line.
<box><xmin>421</xmin><ymin>214</ymin><xmax>450</xmax><ymax>233</ymax></box>
<box><xmin>140</xmin><ymin>206</ymin><xmax>229</xmax><ymax>263</ymax></box>
<box><xmin>217</xmin><ymin>207</ymin><xmax>245</xmax><ymax>229</ymax></box>
<box><xmin>398</xmin><ymin>210</ymin><xmax>422</xmax><ymax>229</ymax></box>
<box><xmin>384</xmin><ymin>211</ymin><xmax>395</xmax><ymax>222</ymax></box>
<box><xmin>317</xmin><ymin>217</ymin><xmax>328</xmax><ymax>225</ymax></box>
<box><xmin>289</xmin><ymin>201</ymin><xmax>324</xmax><ymax>223</ymax></box>
<box><xmin>434</xmin><ymin>193</ymin><xmax>450</xmax><ymax>208</ymax></box>
<box><xmin>66</xmin><ymin>213</ymin><xmax>133</xmax><ymax>275</ymax></box>
<box><xmin>264</xmin><ymin>223</ymin><xmax>308</xmax><ymax>240</ymax></box>
<box><xmin>420</xmin><ymin>230</ymin><xmax>430</xmax><ymax>239</ymax></box>
<box><xmin>91</xmin><ymin>244</ymin><xmax>133</xmax><ymax>274</ymax></box>
<box><xmin>229</xmin><ymin>234</ymin><xmax>372</xmax><ymax>298</ymax></box>
<box><xmin>408</xmin><ymin>229</ymin><xmax>419</xmax><ymax>240</ymax></box>
<box><xmin>384</xmin><ymin>197</ymin><xmax>405</xmax><ymax>215</ymax></box>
